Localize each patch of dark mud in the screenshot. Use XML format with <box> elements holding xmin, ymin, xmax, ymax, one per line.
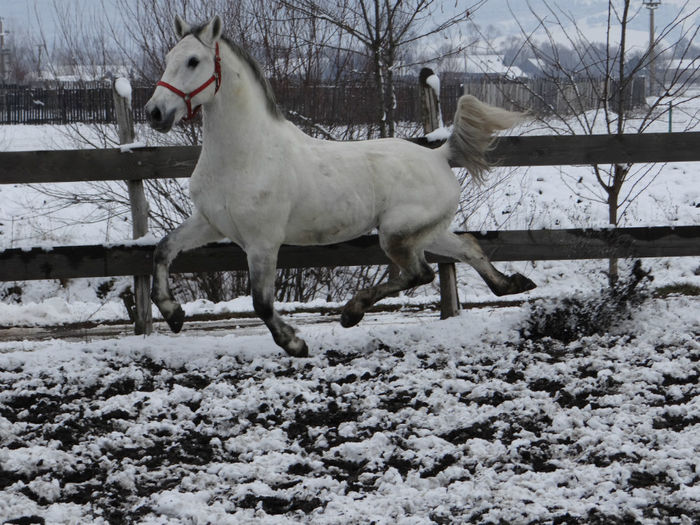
<box><xmin>441</xmin><ymin>420</ymin><xmax>497</xmax><ymax>444</ymax></box>
<box><xmin>419</xmin><ymin>453</ymin><xmax>458</xmax><ymax>478</ymax></box>
<box><xmin>379</xmin><ymin>390</ymin><xmax>429</xmax><ymax>412</ymax></box>
<box><xmin>237</xmin><ymin>493</ymin><xmax>323</xmax><ymax>515</ymax></box>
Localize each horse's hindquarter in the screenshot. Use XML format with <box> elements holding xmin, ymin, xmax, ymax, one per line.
<box><xmin>283</xmin><ymin>138</ymin><xmax>459</xmax><ymax>245</ymax></box>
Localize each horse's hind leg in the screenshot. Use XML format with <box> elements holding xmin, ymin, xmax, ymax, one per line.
<box><xmin>151</xmin><ymin>211</ymin><xmax>223</xmax><ymax>332</ymax></box>
<box><xmin>341</xmin><ymin>235</ymin><xmax>435</xmax><ymax>328</ymax></box>
<box><xmin>428</xmin><ymin>231</ymin><xmax>536</xmax><ymax>296</ymax></box>
<box><xmin>247</xmin><ymin>249</ymin><xmax>308</xmax><ymax>357</ymax></box>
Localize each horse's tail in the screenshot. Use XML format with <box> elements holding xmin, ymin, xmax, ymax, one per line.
<box><xmin>441</xmin><ymin>95</ymin><xmax>526</xmax><ymax>183</ymax></box>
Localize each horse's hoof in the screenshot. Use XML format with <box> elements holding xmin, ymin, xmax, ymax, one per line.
<box><xmin>285</xmin><ymin>338</ymin><xmax>309</xmax><ymax>358</ymax></box>
<box><xmin>488</xmin><ymin>273</ymin><xmax>537</xmax><ymax>297</ymax></box>
<box><xmin>166</xmin><ymin>306</ymin><xmax>185</xmax><ymax>333</ymax></box>
<box><xmin>340</xmin><ymin>308</ymin><xmax>364</xmax><ymax>328</ymax></box>
<box><xmin>510</xmin><ymin>273</ymin><xmax>536</xmax><ymax>294</ymax></box>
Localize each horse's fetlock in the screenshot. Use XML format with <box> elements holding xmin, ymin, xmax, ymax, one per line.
<box><xmin>165</xmin><ymin>304</ymin><xmax>185</xmax><ymax>333</ymax></box>
<box><xmin>150</xmin><ymin>287</ymin><xmax>165</xmax><ymax>304</ymax></box>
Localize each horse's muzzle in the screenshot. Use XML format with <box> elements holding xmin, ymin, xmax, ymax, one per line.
<box><xmin>146</xmin><ymin>104</ymin><xmax>176</xmax><ymax>133</ymax></box>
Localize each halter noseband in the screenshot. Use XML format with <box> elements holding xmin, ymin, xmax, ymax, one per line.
<box><xmin>156</xmin><ymin>42</ymin><xmax>222</xmax><ymax>120</ymax></box>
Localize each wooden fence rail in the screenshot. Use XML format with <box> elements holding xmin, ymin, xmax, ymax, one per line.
<box><xmin>1</xmin><ymin>132</ymin><xmax>699</xmax><ymax>185</ymax></box>
<box><xmin>1</xmin><ymin>226</ymin><xmax>697</xmax><ymax>283</ymax></box>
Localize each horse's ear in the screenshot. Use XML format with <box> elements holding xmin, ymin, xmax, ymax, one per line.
<box><xmin>174</xmin><ymin>15</ymin><xmax>190</xmax><ymax>39</ymax></box>
<box><xmin>201</xmin><ymin>15</ymin><xmax>223</xmax><ymax>44</ymax></box>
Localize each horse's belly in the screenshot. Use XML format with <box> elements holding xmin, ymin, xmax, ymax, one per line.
<box><xmin>285</xmin><ymin>214</ymin><xmax>375</xmax><ymax>246</ymax></box>
<box><xmin>284</xmin><ymin>195</ymin><xmax>377</xmax><ymax>246</ymax></box>
<box><xmin>285</xmin><ymin>227</ymin><xmax>372</xmax><ymax>246</ymax></box>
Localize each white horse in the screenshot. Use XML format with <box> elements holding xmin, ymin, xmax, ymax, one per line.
<box><xmin>145</xmin><ymin>16</ymin><xmax>535</xmax><ymax>357</ymax></box>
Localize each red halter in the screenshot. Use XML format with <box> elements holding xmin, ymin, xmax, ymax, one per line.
<box><xmin>156</xmin><ymin>42</ymin><xmax>222</xmax><ymax>120</ymax></box>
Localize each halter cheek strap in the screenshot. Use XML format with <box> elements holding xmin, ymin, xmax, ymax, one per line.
<box><xmin>156</xmin><ymin>42</ymin><xmax>221</xmax><ymax>120</ymax></box>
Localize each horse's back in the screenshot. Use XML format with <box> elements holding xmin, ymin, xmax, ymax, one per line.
<box><xmin>308</xmin><ymin>135</ymin><xmax>458</xmax><ymax>205</ymax></box>
<box><xmin>280</xmin><ymin>135</ymin><xmax>459</xmax><ymax>245</ymax></box>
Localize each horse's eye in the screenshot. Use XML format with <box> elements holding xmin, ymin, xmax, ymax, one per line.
<box><xmin>187</xmin><ymin>57</ymin><xmax>199</xmax><ymax>69</ymax></box>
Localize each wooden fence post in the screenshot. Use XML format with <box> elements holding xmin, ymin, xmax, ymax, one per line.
<box><xmin>419</xmin><ymin>68</ymin><xmax>460</xmax><ymax>319</ymax></box>
<box><xmin>113</xmin><ymin>78</ymin><xmax>153</xmax><ymax>335</ymax></box>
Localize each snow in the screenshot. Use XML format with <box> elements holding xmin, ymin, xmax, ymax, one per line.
<box><xmin>114</xmin><ymin>77</ymin><xmax>133</xmax><ymax>105</ymax></box>
<box><xmin>425</xmin><ymin>73</ymin><xmax>440</xmax><ymax>96</ymax></box>
<box><xmin>425</xmin><ymin>126</ymin><xmax>451</xmax><ymax>142</ymax></box>
<box><xmin>119</xmin><ymin>140</ymin><xmax>146</xmax><ymax>152</ymax></box>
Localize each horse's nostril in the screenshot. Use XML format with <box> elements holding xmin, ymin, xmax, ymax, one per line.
<box><xmin>149</xmin><ymin>107</ymin><xmax>162</xmax><ymax>123</ymax></box>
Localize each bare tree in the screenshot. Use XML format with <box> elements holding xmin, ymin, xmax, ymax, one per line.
<box><xmin>488</xmin><ymin>0</ymin><xmax>700</xmax><ymax>281</ymax></box>
<box><xmin>281</xmin><ymin>0</ymin><xmax>482</xmax><ymax>138</ymax></box>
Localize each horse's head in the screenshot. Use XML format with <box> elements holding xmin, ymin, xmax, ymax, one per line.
<box><xmin>145</xmin><ymin>15</ymin><xmax>223</xmax><ymax>133</ymax></box>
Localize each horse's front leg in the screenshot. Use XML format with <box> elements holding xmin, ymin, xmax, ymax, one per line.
<box><xmin>248</xmin><ymin>249</ymin><xmax>308</xmax><ymax>357</ymax></box>
<box><xmin>152</xmin><ymin>211</ymin><xmax>223</xmax><ymax>332</ymax></box>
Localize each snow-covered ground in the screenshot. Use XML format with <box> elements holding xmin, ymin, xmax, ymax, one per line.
<box><xmin>0</xmin><ymin>91</ymin><xmax>699</xmax><ymax>523</ymax></box>
<box><xmin>1</xmin><ymin>295</ymin><xmax>698</xmax><ymax>524</ymax></box>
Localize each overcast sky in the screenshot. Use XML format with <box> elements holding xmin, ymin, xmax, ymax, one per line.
<box><xmin>0</xmin><ymin>1</ymin><xmax>696</xmax><ymax>48</ymax></box>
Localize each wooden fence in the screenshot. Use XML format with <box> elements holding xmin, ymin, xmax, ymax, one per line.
<box><xmin>1</xmin><ymin>131</ymin><xmax>699</xmax><ymax>277</ymax></box>
<box><xmin>3</xmin><ymin>132</ymin><xmax>698</xmax><ymax>185</ymax></box>
<box><xmin>0</xmin><ymin>81</ymin><xmax>454</xmax><ymax>126</ymax></box>
<box><xmin>0</xmin><ymin>125</ymin><xmax>698</xmax><ymax>335</ymax></box>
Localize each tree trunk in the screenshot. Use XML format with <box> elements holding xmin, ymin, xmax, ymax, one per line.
<box><xmin>607</xmin><ymin>163</ymin><xmax>626</xmax><ymax>285</ymax></box>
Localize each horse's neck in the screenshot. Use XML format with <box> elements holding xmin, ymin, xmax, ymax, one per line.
<box><xmin>201</xmin><ymin>51</ymin><xmax>279</xmax><ymax>163</ymax></box>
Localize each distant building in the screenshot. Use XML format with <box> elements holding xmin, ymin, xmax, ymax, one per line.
<box><xmin>518</xmin><ymin>57</ymin><xmax>549</xmax><ymax>78</ymax></box>
<box><xmin>419</xmin><ymin>44</ymin><xmax>527</xmax><ymax>81</ymax></box>
<box><xmin>26</xmin><ymin>64</ymin><xmax>133</xmax><ymax>87</ymax></box>
<box><xmin>457</xmin><ymin>53</ymin><xmax>527</xmax><ymax>80</ymax></box>
<box><xmin>663</xmin><ymin>56</ymin><xmax>700</xmax><ymax>86</ymax></box>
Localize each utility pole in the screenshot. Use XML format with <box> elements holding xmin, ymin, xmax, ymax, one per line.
<box><xmin>643</xmin><ymin>0</ymin><xmax>661</xmax><ymax>96</ymax></box>
<box><xmin>0</xmin><ymin>18</ymin><xmax>10</xmax><ymax>84</ymax></box>
<box><xmin>37</xmin><ymin>44</ymin><xmax>42</xmax><ymax>78</ymax></box>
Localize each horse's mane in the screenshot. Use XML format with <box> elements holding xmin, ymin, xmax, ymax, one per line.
<box><xmin>186</xmin><ymin>24</ymin><xmax>284</xmax><ymax>121</ymax></box>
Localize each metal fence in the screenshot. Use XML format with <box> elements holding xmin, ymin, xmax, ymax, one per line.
<box><xmin>0</xmin><ymin>76</ymin><xmax>646</xmax><ymax>126</ymax></box>
<box><xmin>0</xmin><ymin>83</ymin><xmax>153</xmax><ymax>125</ymax></box>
